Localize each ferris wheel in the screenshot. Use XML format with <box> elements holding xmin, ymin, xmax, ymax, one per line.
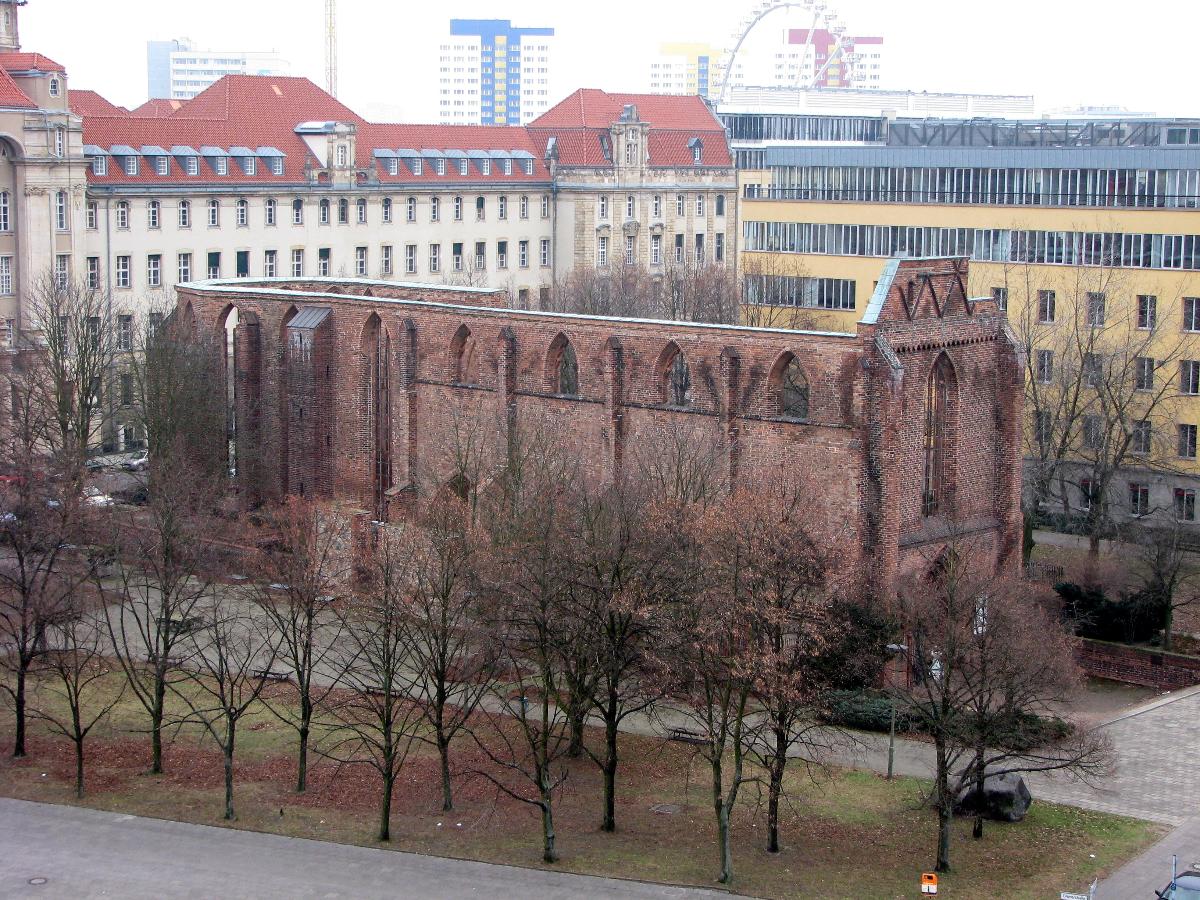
<box><xmin>716</xmin><ymin>0</ymin><xmax>861</xmax><ymax>104</ymax></box>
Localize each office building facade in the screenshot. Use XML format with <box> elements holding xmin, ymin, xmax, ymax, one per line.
<box><xmin>439</xmin><ymin>19</ymin><xmax>554</xmax><ymax>125</ymax></box>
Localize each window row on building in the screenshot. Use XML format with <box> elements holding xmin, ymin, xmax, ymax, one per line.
<box><xmin>595</xmin><ymin>231</ymin><xmax>728</xmax><ymax>267</ymax></box>
<box><xmin>753</xmin><ymin>166</ymin><xmax>1200</xmax><ymax>209</ymax></box>
<box><xmin>86</xmin><ymin>240</ymin><xmax>555</xmax><ymax>289</ymax></box>
<box><xmin>86</xmin><ymin>193</ymin><xmax>555</xmax><ymax>232</ymax></box>
<box><xmin>742</xmin><ymin>221</ymin><xmax>1200</xmax><ymax>271</ymax></box>
<box><xmin>596</xmin><ymin>192</ymin><xmax>727</xmax><ymax>220</ymax></box>
<box><xmin>742</xmin><ymin>274</ymin><xmax>857</xmax><ymax>310</ymax></box>
<box><xmin>720</xmin><ymin>113</ymin><xmax>885</xmax><ymax>144</ymax></box>
<box><xmin>1073</xmin><ymin>476</ymin><xmax>1199</xmax><ymax>521</ymax></box>
<box><xmin>1035</xmin><ymin>411</ymin><xmax>1200</xmax><ymax>462</ymax></box>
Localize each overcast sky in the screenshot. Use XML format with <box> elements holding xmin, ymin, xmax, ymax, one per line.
<box><xmin>28</xmin><ymin>0</ymin><xmax>1200</xmax><ymax>121</ymax></box>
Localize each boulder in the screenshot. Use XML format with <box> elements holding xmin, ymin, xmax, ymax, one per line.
<box><xmin>954</xmin><ymin>772</ymin><xmax>1032</xmax><ymax>822</ymax></box>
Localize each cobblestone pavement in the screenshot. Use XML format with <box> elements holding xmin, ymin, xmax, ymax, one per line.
<box><xmin>1026</xmin><ymin>686</ymin><xmax>1200</xmax><ymax>826</ymax></box>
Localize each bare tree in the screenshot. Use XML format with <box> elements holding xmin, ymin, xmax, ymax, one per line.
<box><xmin>102</xmin><ymin>308</ymin><xmax>226</xmax><ymax>774</ymax></box>
<box><xmin>721</xmin><ymin>477</ymin><xmax>848</xmax><ymax>855</ymax></box>
<box><xmin>466</xmin><ymin>421</ymin><xmax>582</xmax><ymax>864</ymax></box>
<box><xmin>657</xmin><ymin>494</ymin><xmax>758</xmax><ymax>886</ymax></box>
<box><xmin>321</xmin><ymin>523</ymin><xmax>425</xmax><ymax>842</ymax></box>
<box><xmin>893</xmin><ymin>537</ymin><xmax>1110</xmax><ymax>872</ymax></box>
<box><xmin>21</xmin><ymin>272</ymin><xmax>120</xmax><ymax>473</ymax></box>
<box><xmin>0</xmin><ymin>375</ymin><xmax>93</xmax><ymax>758</ymax></box>
<box><xmin>541</xmin><ymin>260</ymin><xmax>743</xmax><ymax>325</ymax></box>
<box><xmin>571</xmin><ymin>478</ymin><xmax>670</xmax><ymax>832</ymax></box>
<box><xmin>254</xmin><ymin>498</ymin><xmax>352</xmax><ymax>792</ymax></box>
<box><xmin>173</xmin><ymin>592</ymin><xmax>281</xmax><ymax>820</ymax></box>
<box><xmin>736</xmin><ymin>253</ymin><xmax>832</xmax><ymax>331</ymax></box>
<box><xmin>398</xmin><ymin>496</ymin><xmax>494</xmax><ymax>811</ymax></box>
<box><xmin>28</xmin><ymin>604</ymin><xmax>124</xmax><ymax>796</ymax></box>
<box><xmin>1123</xmin><ymin>517</ymin><xmax>1200</xmax><ymax>651</ymax></box>
<box><xmin>1003</xmin><ymin>258</ymin><xmax>1189</xmax><ymax>555</ymax></box>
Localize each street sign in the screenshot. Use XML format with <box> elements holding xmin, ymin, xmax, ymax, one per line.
<box><xmin>921</xmin><ymin>872</ymin><xmax>938</xmax><ymax>895</ymax></box>
<box><xmin>1060</xmin><ymin>893</ymin><xmax>1089</xmax><ymax>900</ymax></box>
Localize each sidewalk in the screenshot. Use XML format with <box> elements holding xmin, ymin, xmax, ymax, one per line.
<box><xmin>1097</xmin><ymin>816</ymin><xmax>1200</xmax><ymax>899</ymax></box>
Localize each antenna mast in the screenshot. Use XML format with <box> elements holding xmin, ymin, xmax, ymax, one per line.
<box><xmin>324</xmin><ymin>0</ymin><xmax>338</xmax><ymax>96</ymax></box>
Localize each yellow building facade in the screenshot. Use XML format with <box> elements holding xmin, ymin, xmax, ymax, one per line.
<box><xmin>728</xmin><ymin>111</ymin><xmax>1200</xmax><ymax>528</ymax></box>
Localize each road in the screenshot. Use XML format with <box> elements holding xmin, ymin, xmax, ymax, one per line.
<box><xmin>0</xmin><ymin>798</ymin><xmax>725</xmax><ymax>899</ymax></box>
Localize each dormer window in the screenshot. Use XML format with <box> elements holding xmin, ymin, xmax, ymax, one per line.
<box><xmin>524</xmin><ymin>159</ymin><xmax>533</xmax><ymax>175</ymax></box>
<box><xmin>91</xmin><ymin>156</ymin><xmax>106</xmax><ymax>176</ymax></box>
<box><xmin>244</xmin><ymin>157</ymin><xmax>256</xmax><ymax>176</ymax></box>
<box><xmin>336</xmin><ymin>144</ymin><xmax>348</xmax><ymax>167</ymax></box>
<box><xmin>625</xmin><ymin>139</ymin><xmax>637</xmax><ymax>165</ymax></box>
<box><xmin>49</xmin><ymin>77</ymin><xmax>60</xmax><ymax>97</ymax></box>
<box><xmin>124</xmin><ymin>156</ymin><xmax>138</xmax><ymax>176</ymax></box>
<box><xmin>215</xmin><ymin>157</ymin><xmax>228</xmax><ymax>176</ymax></box>
<box><xmin>503</xmin><ymin>159</ymin><xmax>512</xmax><ymax>175</ymax></box>
<box><xmin>154</xmin><ymin>156</ymin><xmax>168</xmax><ymax>175</ymax></box>
<box><xmin>482</xmin><ymin>158</ymin><xmax>491</xmax><ymax>175</ymax></box>
<box><xmin>270</xmin><ymin>157</ymin><xmax>283</xmax><ymax>176</ymax></box>
<box><xmin>414</xmin><ymin>158</ymin><xmax>424</xmax><ymax>176</ymax></box>
<box><xmin>689</xmin><ymin>137</ymin><xmax>703</xmax><ymax>165</ymax></box>
<box><xmin>387</xmin><ymin>158</ymin><xmax>398</xmax><ymax>176</ymax></box>
<box><xmin>186</xmin><ymin>156</ymin><xmax>198</xmax><ymax>176</ymax></box>
<box><xmin>458</xmin><ymin>159</ymin><xmax>468</xmax><ymax>176</ymax></box>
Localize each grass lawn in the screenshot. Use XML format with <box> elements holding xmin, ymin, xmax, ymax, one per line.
<box><xmin>0</xmin><ymin>674</ymin><xmax>1164</xmax><ymax>899</ymax></box>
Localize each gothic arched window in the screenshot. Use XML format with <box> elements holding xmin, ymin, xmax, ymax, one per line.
<box><xmin>548</xmin><ymin>333</ymin><xmax>578</xmax><ymax>396</ymax></box>
<box><xmin>661</xmin><ymin>343</ymin><xmax>691</xmax><ymax>407</ymax></box>
<box><xmin>776</xmin><ymin>353</ymin><xmax>809</xmax><ymax>420</ymax></box>
<box><xmin>922</xmin><ymin>354</ymin><xmax>956</xmax><ymax>517</ymax></box>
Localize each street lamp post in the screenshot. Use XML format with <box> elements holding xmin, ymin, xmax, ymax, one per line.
<box><xmin>885</xmin><ymin>643</ymin><xmax>908</xmax><ymax>780</ymax></box>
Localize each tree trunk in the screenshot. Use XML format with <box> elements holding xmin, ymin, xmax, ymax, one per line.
<box><xmin>1088</xmin><ymin>531</ymin><xmax>1101</xmax><ymax>558</ymax></box>
<box><xmin>567</xmin><ymin>706</ymin><xmax>585</xmax><ymax>759</ymax></box>
<box><xmin>150</xmin><ymin>678</ymin><xmax>166</xmax><ymax>774</ymax></box>
<box><xmin>767</xmin><ymin>729</ymin><xmax>786</xmax><ymax>853</ymax></box>
<box><xmin>223</xmin><ymin>719</ymin><xmax>236</xmax><ymax>821</ymax></box>
<box><xmin>12</xmin><ymin>663</ymin><xmax>26</xmax><ymax>758</ymax></box>
<box><xmin>74</xmin><ymin>738</ymin><xmax>85</xmax><ymax>799</ymax></box>
<box><xmin>937</xmin><ymin>800</ymin><xmax>953</xmax><ymax>873</ymax></box>
<box><xmin>379</xmin><ymin>770</ymin><xmax>393</xmax><ymax>841</ymax></box>
<box><xmin>1164</xmin><ymin>602</ymin><xmax>1175</xmax><ymax>652</ymax></box>
<box><xmin>717</xmin><ymin>802</ymin><xmax>734</xmax><ymax>884</ymax></box>
<box><xmin>935</xmin><ymin>741</ymin><xmax>952</xmax><ymax>873</ymax></box>
<box><xmin>296</xmin><ymin>721</ymin><xmax>309</xmax><ymax>794</ymax></box>
<box><xmin>601</xmin><ymin>702</ymin><xmax>619</xmax><ymax>832</ymax></box>
<box><xmin>972</xmin><ymin>759</ymin><xmax>986</xmax><ymax>840</ymax></box>
<box><xmin>540</xmin><ymin>788</ymin><xmax>557</xmax><ymax>863</ymax></box>
<box><xmin>437</xmin><ymin>730</ymin><xmax>453</xmax><ymax>812</ymax></box>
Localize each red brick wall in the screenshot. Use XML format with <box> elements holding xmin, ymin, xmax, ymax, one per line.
<box><xmin>174</xmin><ymin>260</ymin><xmax>1023</xmax><ymax>603</ymax></box>
<box><xmin>1076</xmin><ymin>638</ymin><xmax>1200</xmax><ymax>691</ymax></box>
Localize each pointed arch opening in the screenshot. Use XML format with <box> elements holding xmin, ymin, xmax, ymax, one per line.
<box><xmin>362</xmin><ymin>313</ymin><xmax>392</xmax><ymax>519</ymax></box>
<box><xmin>772</xmin><ymin>352</ymin><xmax>809</xmax><ymax>420</ymax></box>
<box><xmin>922</xmin><ymin>353</ymin><xmax>958</xmax><ymax>518</ymax></box>
<box><xmin>658</xmin><ymin>341</ymin><xmax>691</xmax><ymax>408</ymax></box>
<box><xmin>450</xmin><ymin>324</ymin><xmax>477</xmax><ymax>386</ymax></box>
<box><xmin>546</xmin><ymin>332</ymin><xmax>579</xmax><ymax>397</ymax></box>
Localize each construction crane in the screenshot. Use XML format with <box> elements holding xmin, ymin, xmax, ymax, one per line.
<box><xmin>324</xmin><ymin>0</ymin><xmax>338</xmax><ymax>97</ymax></box>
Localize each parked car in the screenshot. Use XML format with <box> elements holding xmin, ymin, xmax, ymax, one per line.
<box><xmin>1158</xmin><ymin>869</ymin><xmax>1200</xmax><ymax>899</ymax></box>
<box><xmin>120</xmin><ymin>450</ymin><xmax>149</xmax><ymax>472</ymax></box>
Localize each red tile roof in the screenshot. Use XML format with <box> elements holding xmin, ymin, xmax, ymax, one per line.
<box><xmin>531</xmin><ymin>88</ymin><xmax>723</xmax><ymax>131</ymax></box>
<box><xmin>0</xmin><ymin>52</ymin><xmax>66</xmax><ymax>73</ymax></box>
<box><xmin>69</xmin><ymin>89</ymin><xmax>128</xmax><ymax>118</ymax></box>
<box><xmin>80</xmin><ymin>76</ymin><xmax>731</xmax><ymax>186</ymax></box>
<box><xmin>169</xmin><ymin>75</ymin><xmax>364</xmax><ymax>126</ymax></box>
<box><xmin>0</xmin><ymin>66</ymin><xmax>33</xmax><ymax>109</ymax></box>
<box><xmin>130</xmin><ymin>98</ymin><xmax>184</xmax><ymax>118</ymax></box>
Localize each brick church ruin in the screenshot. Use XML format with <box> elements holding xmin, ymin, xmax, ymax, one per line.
<box><xmin>175</xmin><ymin>255</ymin><xmax>1024</xmax><ymax>599</ymax></box>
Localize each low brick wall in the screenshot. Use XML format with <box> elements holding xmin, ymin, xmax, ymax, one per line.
<box><xmin>1075</xmin><ymin>638</ymin><xmax>1200</xmax><ymax>691</ymax></box>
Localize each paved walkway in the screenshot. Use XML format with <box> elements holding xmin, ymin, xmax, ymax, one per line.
<box><xmin>0</xmin><ymin>798</ymin><xmax>724</xmax><ymax>899</ymax></box>
<box><xmin>1096</xmin><ymin>815</ymin><xmax>1200</xmax><ymax>899</ymax></box>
